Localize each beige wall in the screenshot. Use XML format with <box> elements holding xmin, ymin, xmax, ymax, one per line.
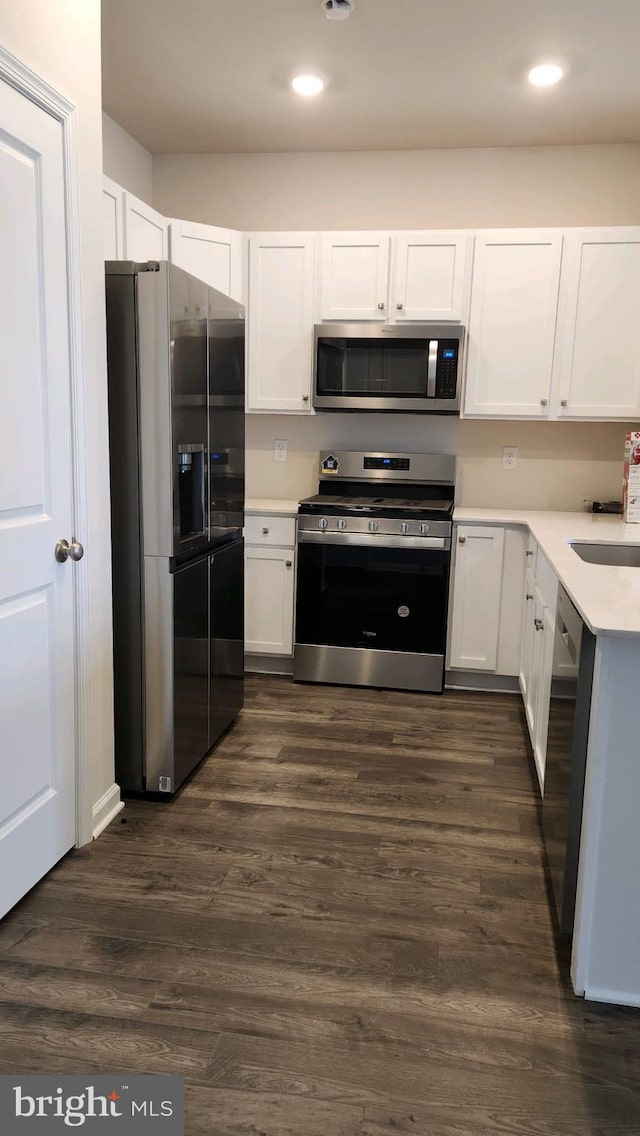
<box><xmin>102</xmin><ymin>112</ymin><xmax>153</xmax><ymax>200</ymax></box>
<box><xmin>0</xmin><ymin>0</ymin><xmax>116</xmax><ymax>820</ymax></box>
<box><xmin>153</xmin><ymin>143</ymin><xmax>640</xmax><ymax>230</ymax></box>
<box><xmin>247</xmin><ymin>415</ymin><xmax>629</xmax><ymax>511</ymax></box>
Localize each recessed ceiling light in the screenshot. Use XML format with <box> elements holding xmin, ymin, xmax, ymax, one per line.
<box><xmin>291</xmin><ymin>74</ymin><xmax>325</xmax><ymax>96</ymax></box>
<box><xmin>528</xmin><ymin>63</ymin><xmax>565</xmax><ymax>87</ymax></box>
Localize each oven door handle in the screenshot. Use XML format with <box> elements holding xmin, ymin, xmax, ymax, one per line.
<box><xmin>297</xmin><ymin>531</ymin><xmax>450</xmax><ymax>551</ymax></box>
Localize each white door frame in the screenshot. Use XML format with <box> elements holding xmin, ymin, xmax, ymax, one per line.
<box><xmin>0</xmin><ymin>45</ymin><xmax>95</xmax><ymax>846</ymax></box>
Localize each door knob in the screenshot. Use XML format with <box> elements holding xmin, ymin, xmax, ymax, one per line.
<box><xmin>285</xmin><ymin>560</ymin><xmax>293</xmax><ymax>568</ymax></box>
<box><xmin>458</xmin><ymin>535</ymin><xmax>466</xmax><ymax>544</ymax></box>
<box><xmin>396</xmin><ymin>303</ymin><xmax>404</xmax><ymax>310</ymax></box>
<box><xmin>302</xmin><ymin>394</ymin><xmax>309</xmax><ymax>402</ymax></box>
<box><xmin>55</xmin><ymin>539</ymin><xmax>84</xmax><ymax>563</ymax></box>
<box><xmin>540</xmin><ymin>398</ymin><xmax>548</xmax><ymax>407</ymax></box>
<box><xmin>377</xmin><ymin>302</ymin><xmax>385</xmax><ymax>310</ymax></box>
<box><xmin>560</xmin><ymin>399</ymin><xmax>568</xmax><ymax>407</ymax></box>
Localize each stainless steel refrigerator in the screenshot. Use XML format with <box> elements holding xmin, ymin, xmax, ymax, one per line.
<box><xmin>105</xmin><ymin>261</ymin><xmax>245</xmax><ymax>795</ymax></box>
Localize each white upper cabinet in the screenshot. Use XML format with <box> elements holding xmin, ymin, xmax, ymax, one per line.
<box><xmin>320</xmin><ymin>232</ymin><xmax>391</xmax><ymax>320</ymax></box>
<box><xmin>122</xmin><ymin>191</ymin><xmax>168</xmax><ymax>262</ymax></box>
<box><xmin>247</xmin><ymin>233</ymin><xmax>316</xmax><ymax>413</ymax></box>
<box><xmin>169</xmin><ymin>219</ymin><xmax>243</xmax><ymax>302</ymax></box>
<box><xmin>103</xmin><ymin>176</ymin><xmax>124</xmax><ymax>260</ymax></box>
<box><xmin>556</xmin><ymin>229</ymin><xmax>640</xmax><ymax>419</ymax></box>
<box><xmin>464</xmin><ymin>231</ymin><xmax>564</xmax><ymax>418</ymax></box>
<box><xmin>391</xmin><ymin>232</ymin><xmax>471</xmax><ymax>321</ymax></box>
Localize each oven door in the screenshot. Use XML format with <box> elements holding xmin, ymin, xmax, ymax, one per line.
<box><xmin>295</xmin><ymin>532</ymin><xmax>451</xmax><ymax>691</ymax></box>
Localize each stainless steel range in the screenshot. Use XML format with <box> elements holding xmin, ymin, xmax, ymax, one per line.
<box><xmin>294</xmin><ymin>451</ymin><xmax>455</xmax><ymax>693</ymax></box>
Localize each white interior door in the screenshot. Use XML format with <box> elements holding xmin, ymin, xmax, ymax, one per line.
<box><xmin>0</xmin><ymin>75</ymin><xmax>77</xmax><ymax>918</ymax></box>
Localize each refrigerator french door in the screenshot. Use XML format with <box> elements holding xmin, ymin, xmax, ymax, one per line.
<box><xmin>106</xmin><ymin>261</ymin><xmax>245</xmax><ymax>796</ymax></box>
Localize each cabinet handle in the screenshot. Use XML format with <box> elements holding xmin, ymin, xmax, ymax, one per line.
<box><xmin>377</xmin><ymin>302</ymin><xmax>385</xmax><ymax>310</ymax></box>
<box><xmin>396</xmin><ymin>303</ymin><xmax>404</xmax><ymax>310</ymax></box>
<box><xmin>458</xmin><ymin>535</ymin><xmax>466</xmax><ymax>544</ymax></box>
<box><xmin>526</xmin><ymin>593</ymin><xmax>533</xmax><ymax>601</ymax></box>
<box><xmin>526</xmin><ymin>550</ymin><xmax>533</xmax><ymax>558</ymax></box>
<box><xmin>534</xmin><ymin>618</ymin><xmax>544</xmax><ymax>631</ymax></box>
<box><xmin>302</xmin><ymin>394</ymin><xmax>309</xmax><ymax>402</ymax></box>
<box><xmin>262</xmin><ymin>527</ymin><xmax>269</xmax><ymax>535</ymax></box>
<box><xmin>540</xmin><ymin>398</ymin><xmax>548</xmax><ymax>407</ymax></box>
<box><xmin>560</xmin><ymin>399</ymin><xmax>568</xmax><ymax>407</ymax></box>
<box><xmin>285</xmin><ymin>560</ymin><xmax>293</xmax><ymax>568</ymax></box>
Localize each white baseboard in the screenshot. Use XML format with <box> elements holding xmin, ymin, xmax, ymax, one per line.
<box><xmin>584</xmin><ymin>985</ymin><xmax>640</xmax><ymax>1009</ymax></box>
<box><xmin>91</xmin><ymin>782</ymin><xmax>124</xmax><ymax>840</ymax></box>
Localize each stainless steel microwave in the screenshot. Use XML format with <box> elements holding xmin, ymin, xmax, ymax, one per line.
<box><xmin>313</xmin><ymin>323</ymin><xmax>463</xmax><ymax>413</ymax></box>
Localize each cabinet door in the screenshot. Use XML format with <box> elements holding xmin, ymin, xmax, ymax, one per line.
<box><xmin>103</xmin><ymin>175</ymin><xmax>124</xmax><ymax>260</ymax></box>
<box><xmin>449</xmin><ymin>525</ymin><xmax>505</xmax><ymax>671</ymax></box>
<box><xmin>532</xmin><ymin>600</ymin><xmax>555</xmax><ymax>793</ymax></box>
<box><xmin>557</xmin><ymin>229</ymin><xmax>640</xmax><ymax>418</ymax></box>
<box><xmin>169</xmin><ymin>219</ymin><xmax>243</xmax><ymax>303</ymax></box>
<box><xmin>245</xmin><ymin>545</ymin><xmax>295</xmax><ymax>655</ymax></box>
<box><xmin>123</xmin><ymin>191</ymin><xmax>168</xmax><ymax>261</ymax></box>
<box><xmin>465</xmin><ymin>231</ymin><xmax>563</xmax><ymax>417</ymax></box>
<box><xmin>520</xmin><ymin>576</ymin><xmax>536</xmax><ymax>718</ymax></box>
<box><xmin>391</xmin><ymin>232</ymin><xmax>471</xmax><ymax>321</ymax></box>
<box><xmin>526</xmin><ymin>590</ymin><xmax>545</xmax><ymax>748</ymax></box>
<box><xmin>320</xmin><ymin>232</ymin><xmax>390</xmax><ymax>320</ymax></box>
<box><xmin>247</xmin><ymin>233</ymin><xmax>315</xmax><ymax>412</ymax></box>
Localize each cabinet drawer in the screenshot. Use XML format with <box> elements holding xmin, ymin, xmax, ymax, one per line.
<box><xmin>245</xmin><ymin>515</ymin><xmax>296</xmax><ymax>547</ymax></box>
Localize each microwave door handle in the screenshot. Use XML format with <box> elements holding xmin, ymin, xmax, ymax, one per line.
<box><xmin>427</xmin><ymin>340</ymin><xmax>438</xmax><ymax>398</ymax></box>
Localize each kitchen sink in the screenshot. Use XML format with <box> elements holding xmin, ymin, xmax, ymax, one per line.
<box><xmin>571</xmin><ymin>541</ymin><xmax>640</xmax><ymax>567</ymax></box>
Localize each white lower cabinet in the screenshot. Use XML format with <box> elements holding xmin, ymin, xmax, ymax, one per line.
<box><xmin>244</xmin><ymin>516</ymin><xmax>296</xmax><ymax>656</ymax></box>
<box><xmin>449</xmin><ymin>526</ymin><xmax>505</xmax><ymax>670</ymax></box>
<box><xmin>519</xmin><ymin>540</ymin><xmax>557</xmax><ymax>793</ymax></box>
<box><xmin>448</xmin><ymin>524</ymin><xmax>525</xmax><ymax>676</ymax></box>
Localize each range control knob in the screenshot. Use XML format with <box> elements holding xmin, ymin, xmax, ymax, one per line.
<box><xmin>368</xmin><ymin>520</ymin><xmax>378</xmax><ymax>533</ymax></box>
<box><xmin>399</xmin><ymin>522</ymin><xmax>410</xmax><ymax>534</ymax></box>
<box><xmin>419</xmin><ymin>522</ymin><xmax>431</xmax><ymax>535</ymax></box>
<box><xmin>337</xmin><ymin>518</ymin><xmax>348</xmax><ymax>530</ymax></box>
<box><xmin>318</xmin><ymin>518</ymin><xmax>328</xmax><ymax>530</ymax></box>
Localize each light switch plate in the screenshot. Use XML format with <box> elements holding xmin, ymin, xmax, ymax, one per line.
<box><xmin>274</xmin><ymin>439</ymin><xmax>288</xmax><ymax>462</ymax></box>
<box><xmin>502</xmin><ymin>446</ymin><xmax>518</xmax><ymax>470</ymax></box>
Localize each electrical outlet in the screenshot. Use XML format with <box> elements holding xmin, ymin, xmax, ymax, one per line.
<box><xmin>502</xmin><ymin>446</ymin><xmax>518</xmax><ymax>470</ymax></box>
<box><xmin>273</xmin><ymin>439</ymin><xmax>288</xmax><ymax>463</ymax></box>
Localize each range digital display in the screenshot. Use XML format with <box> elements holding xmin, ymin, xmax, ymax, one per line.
<box><xmin>363</xmin><ymin>457</ymin><xmax>410</xmax><ymax>471</ymax></box>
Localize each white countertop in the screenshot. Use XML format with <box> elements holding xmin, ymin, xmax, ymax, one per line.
<box><xmin>246</xmin><ymin>497</ymin><xmax>299</xmax><ymax>517</ymax></box>
<box><xmin>454</xmin><ymin>507</ymin><xmax>640</xmax><ymax>637</ymax></box>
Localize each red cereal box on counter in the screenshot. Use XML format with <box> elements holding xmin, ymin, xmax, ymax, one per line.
<box><xmin>623</xmin><ymin>430</ymin><xmax>640</xmax><ymax>523</ymax></box>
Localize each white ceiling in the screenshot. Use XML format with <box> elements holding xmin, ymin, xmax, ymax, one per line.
<box><xmin>101</xmin><ymin>0</ymin><xmax>640</xmax><ymax>154</ymax></box>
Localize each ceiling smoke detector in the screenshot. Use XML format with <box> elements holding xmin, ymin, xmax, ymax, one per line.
<box><xmin>323</xmin><ymin>0</ymin><xmax>356</xmax><ymax>21</ymax></box>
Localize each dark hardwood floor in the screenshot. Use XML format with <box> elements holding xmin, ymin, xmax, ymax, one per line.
<box><xmin>1</xmin><ymin>676</ymin><xmax>639</xmax><ymax>1134</ymax></box>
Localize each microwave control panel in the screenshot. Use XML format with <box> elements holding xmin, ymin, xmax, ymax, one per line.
<box><xmin>435</xmin><ymin>341</ymin><xmax>459</xmax><ymax>400</ymax></box>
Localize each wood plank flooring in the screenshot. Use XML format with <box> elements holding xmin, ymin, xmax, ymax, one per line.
<box><xmin>2</xmin><ymin>676</ymin><xmax>640</xmax><ymax>1134</ymax></box>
